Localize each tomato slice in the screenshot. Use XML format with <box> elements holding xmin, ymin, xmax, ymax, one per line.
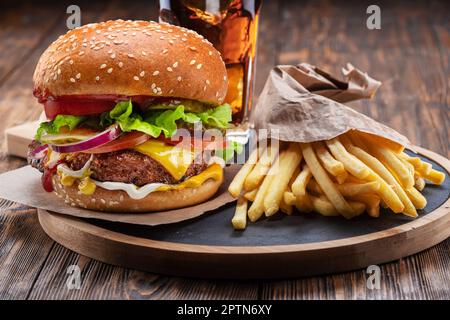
<box><xmin>44</xmin><ymin>99</ymin><xmax>116</xmax><ymax>119</ymax></box>
<box><xmin>84</xmin><ymin>131</ymin><xmax>150</xmax><ymax>154</ymax></box>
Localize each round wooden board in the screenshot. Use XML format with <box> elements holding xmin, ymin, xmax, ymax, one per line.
<box><xmin>37</xmin><ymin>147</ymin><xmax>450</xmax><ymax>279</ymax></box>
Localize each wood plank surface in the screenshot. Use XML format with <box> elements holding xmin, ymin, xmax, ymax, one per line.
<box><xmin>0</xmin><ymin>0</ymin><xmax>449</xmax><ymax>300</ymax></box>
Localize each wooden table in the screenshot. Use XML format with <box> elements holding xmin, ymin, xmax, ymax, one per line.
<box><xmin>0</xmin><ymin>0</ymin><xmax>449</xmax><ymax>300</ymax></box>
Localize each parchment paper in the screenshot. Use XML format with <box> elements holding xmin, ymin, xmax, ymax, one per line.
<box><xmin>0</xmin><ymin>165</ymin><xmax>238</xmax><ymax>226</ymax></box>
<box><xmin>251</xmin><ymin>63</ymin><xmax>411</xmax><ymax>148</ymax></box>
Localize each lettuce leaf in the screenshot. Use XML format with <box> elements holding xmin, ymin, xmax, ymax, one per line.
<box><xmin>197</xmin><ymin>104</ymin><xmax>232</xmax><ymax>129</ymax></box>
<box><xmin>35</xmin><ymin>115</ymin><xmax>85</xmax><ymax>140</ymax></box>
<box><xmin>109</xmin><ymin>100</ymin><xmax>165</xmax><ymax>137</ymax></box>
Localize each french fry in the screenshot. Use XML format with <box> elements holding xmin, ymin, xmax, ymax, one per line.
<box><xmin>375</xmin><ymin>147</ymin><xmax>415</xmax><ymax>188</ymax></box>
<box><xmin>291</xmin><ymin>164</ymin><xmax>312</xmax><ymax>197</ymax></box>
<box><xmin>347</xmin><ymin>194</ymin><xmax>381</xmax><ymax>217</ymax></box>
<box><xmin>284</xmin><ymin>191</ymin><xmax>314</xmax><ymax>213</ymax></box>
<box><xmin>244</xmin><ymin>188</ymin><xmax>258</xmax><ymax>202</ymax></box>
<box><xmin>314</xmin><ymin>142</ymin><xmax>346</xmax><ymax>176</ymax></box>
<box><xmin>414</xmin><ymin>176</ymin><xmax>425</xmax><ymax>191</ymax></box>
<box><xmin>231</xmin><ymin>196</ymin><xmax>248</xmax><ymax>230</ymax></box>
<box><xmin>280</xmin><ymin>194</ymin><xmax>293</xmax><ymax>215</ymax></box>
<box><xmin>326</xmin><ymin>138</ymin><xmax>371</xmax><ymax>180</ymax></box>
<box><xmin>422</xmin><ymin>169</ymin><xmax>445</xmax><ymax>185</ymax></box>
<box><xmin>310</xmin><ymin>195</ymin><xmax>339</xmax><ymax>216</ymax></box>
<box><xmin>339</xmin><ymin>181</ymin><xmax>381</xmax><ymax>197</ymax></box>
<box><xmin>344</xmin><ymin>139</ymin><xmax>415</xmax><ymax>217</ymax></box>
<box><xmin>243</xmin><ymin>143</ymin><xmax>278</xmax><ymax>191</ymax></box>
<box><xmin>419</xmin><ymin>162</ymin><xmax>433</xmax><ymax>176</ymax></box>
<box><xmin>228</xmin><ymin>147</ymin><xmax>259</xmax><ymax>198</ymax></box>
<box><xmin>264</xmin><ymin>143</ymin><xmax>303</xmax><ymax>216</ymax></box>
<box><xmin>398</xmin><ymin>157</ymin><xmax>415</xmax><ymax>179</ymax></box>
<box><xmin>397</xmin><ymin>152</ymin><xmax>432</xmax><ymax>176</ymax></box>
<box><xmin>283</xmin><ymin>191</ymin><xmax>297</xmax><ymax>206</ymax></box>
<box><xmin>309</xmin><ymin>179</ymin><xmax>380</xmax><ymax>197</ymax></box>
<box><xmin>301</xmin><ymin>143</ymin><xmax>356</xmax><ymax>218</ymax></box>
<box><xmin>310</xmin><ymin>195</ymin><xmax>366</xmax><ymax>217</ymax></box>
<box><xmin>405</xmin><ymin>187</ymin><xmax>427</xmax><ymax>209</ymax></box>
<box><xmin>247</xmin><ymin>156</ymin><xmax>279</xmax><ymax>222</ymax></box>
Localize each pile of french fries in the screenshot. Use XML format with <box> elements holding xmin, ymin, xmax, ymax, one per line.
<box><xmin>228</xmin><ymin>130</ymin><xmax>446</xmax><ymax>230</ymax></box>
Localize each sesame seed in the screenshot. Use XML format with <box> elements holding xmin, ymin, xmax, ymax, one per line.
<box><xmin>189</xmin><ymin>46</ymin><xmax>197</xmax><ymax>51</ymax></box>
<box><xmin>140</xmin><ymin>71</ymin><xmax>145</xmax><ymax>77</ymax></box>
<box><xmin>100</xmin><ymin>199</ymin><xmax>106</xmax><ymax>204</ymax></box>
<box><xmin>151</xmin><ymin>83</ymin><xmax>156</xmax><ymax>89</ymax></box>
<box><xmin>111</xmin><ymin>53</ymin><xmax>116</xmax><ymax>59</ymax></box>
<box><xmin>177</xmin><ymin>76</ymin><xmax>182</xmax><ymax>82</ymax></box>
<box><xmin>133</xmin><ymin>76</ymin><xmax>139</xmax><ymax>81</ymax></box>
<box><xmin>181</xmin><ymin>38</ymin><xmax>187</xmax><ymax>41</ymax></box>
<box><xmin>153</xmin><ymin>88</ymin><xmax>158</xmax><ymax>94</ymax></box>
<box><xmin>127</xmin><ymin>53</ymin><xmax>134</xmax><ymax>58</ymax></box>
<box><xmin>160</xmin><ymin>36</ymin><xmax>165</xmax><ymax>40</ymax></box>
<box><xmin>173</xmin><ymin>61</ymin><xmax>178</xmax><ymax>68</ymax></box>
<box><xmin>57</xmin><ymin>69</ymin><xmax>61</xmax><ymax>75</ymax></box>
<box><xmin>76</xmin><ymin>73</ymin><xmax>81</xmax><ymax>79</ymax></box>
<box><xmin>100</xmin><ymin>63</ymin><xmax>107</xmax><ymax>69</ymax></box>
<box><xmin>209</xmin><ymin>51</ymin><xmax>213</xmax><ymax>56</ymax></box>
<box><xmin>162</xmin><ymin>49</ymin><xmax>168</xmax><ymax>54</ymax></box>
<box><xmin>152</xmin><ymin>70</ymin><xmax>160</xmax><ymax>76</ymax></box>
<box><xmin>169</xmin><ymin>40</ymin><xmax>174</xmax><ymax>44</ymax></box>
<box><xmin>203</xmin><ymin>85</ymin><xmax>207</xmax><ymax>91</ymax></box>
<box><xmin>118</xmin><ymin>61</ymin><xmax>124</xmax><ymax>68</ymax></box>
<box><xmin>142</xmin><ymin>51</ymin><xmax>147</xmax><ymax>56</ymax></box>
<box><xmin>206</xmin><ymin>80</ymin><xmax>210</xmax><ymax>85</ymax></box>
<box><xmin>107</xmin><ymin>68</ymin><xmax>113</xmax><ymax>73</ymax></box>
<box><xmin>79</xmin><ymin>51</ymin><xmax>85</xmax><ymax>56</ymax></box>
<box><xmin>190</xmin><ymin>59</ymin><xmax>196</xmax><ymax>65</ymax></box>
<box><xmin>197</xmin><ymin>64</ymin><xmax>203</xmax><ymax>69</ymax></box>
<box><xmin>108</xmin><ymin>49</ymin><xmax>113</xmax><ymax>54</ymax></box>
<box><xmin>70</xmin><ymin>78</ymin><xmax>76</xmax><ymax>83</ymax></box>
<box><xmin>167</xmin><ymin>67</ymin><xmax>173</xmax><ymax>72</ymax></box>
<box><xmin>95</xmin><ymin>76</ymin><xmax>100</xmax><ymax>81</ymax></box>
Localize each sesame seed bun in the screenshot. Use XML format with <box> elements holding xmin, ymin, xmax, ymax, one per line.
<box><xmin>52</xmin><ymin>173</ymin><xmax>223</xmax><ymax>213</ymax></box>
<box><xmin>33</xmin><ymin>20</ymin><xmax>228</xmax><ymax>105</ymax></box>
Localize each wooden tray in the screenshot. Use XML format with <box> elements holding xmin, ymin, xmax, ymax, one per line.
<box><xmin>37</xmin><ymin>147</ymin><xmax>450</xmax><ymax>279</ymax></box>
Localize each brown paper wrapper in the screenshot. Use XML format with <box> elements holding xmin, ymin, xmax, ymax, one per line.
<box><xmin>251</xmin><ymin>63</ymin><xmax>411</xmax><ymax>148</ymax></box>
<box><xmin>0</xmin><ymin>165</ymin><xmax>238</xmax><ymax>226</ymax></box>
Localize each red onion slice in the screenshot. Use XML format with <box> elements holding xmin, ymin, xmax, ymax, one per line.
<box><xmin>49</xmin><ymin>125</ymin><xmax>121</xmax><ymax>153</ymax></box>
<box><xmin>31</xmin><ymin>144</ymin><xmax>48</xmax><ymax>159</ymax></box>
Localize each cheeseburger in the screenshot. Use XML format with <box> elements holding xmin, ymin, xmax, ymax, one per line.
<box><xmin>28</xmin><ymin>20</ymin><xmax>238</xmax><ymax>212</ymax></box>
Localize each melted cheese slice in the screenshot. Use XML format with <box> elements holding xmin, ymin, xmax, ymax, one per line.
<box><xmin>134</xmin><ymin>140</ymin><xmax>194</xmax><ymax>181</ymax></box>
<box><xmin>156</xmin><ymin>163</ymin><xmax>223</xmax><ymax>192</ymax></box>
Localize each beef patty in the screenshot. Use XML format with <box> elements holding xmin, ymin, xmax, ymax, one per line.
<box><xmin>27</xmin><ymin>141</ymin><xmax>207</xmax><ymax>186</ymax></box>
